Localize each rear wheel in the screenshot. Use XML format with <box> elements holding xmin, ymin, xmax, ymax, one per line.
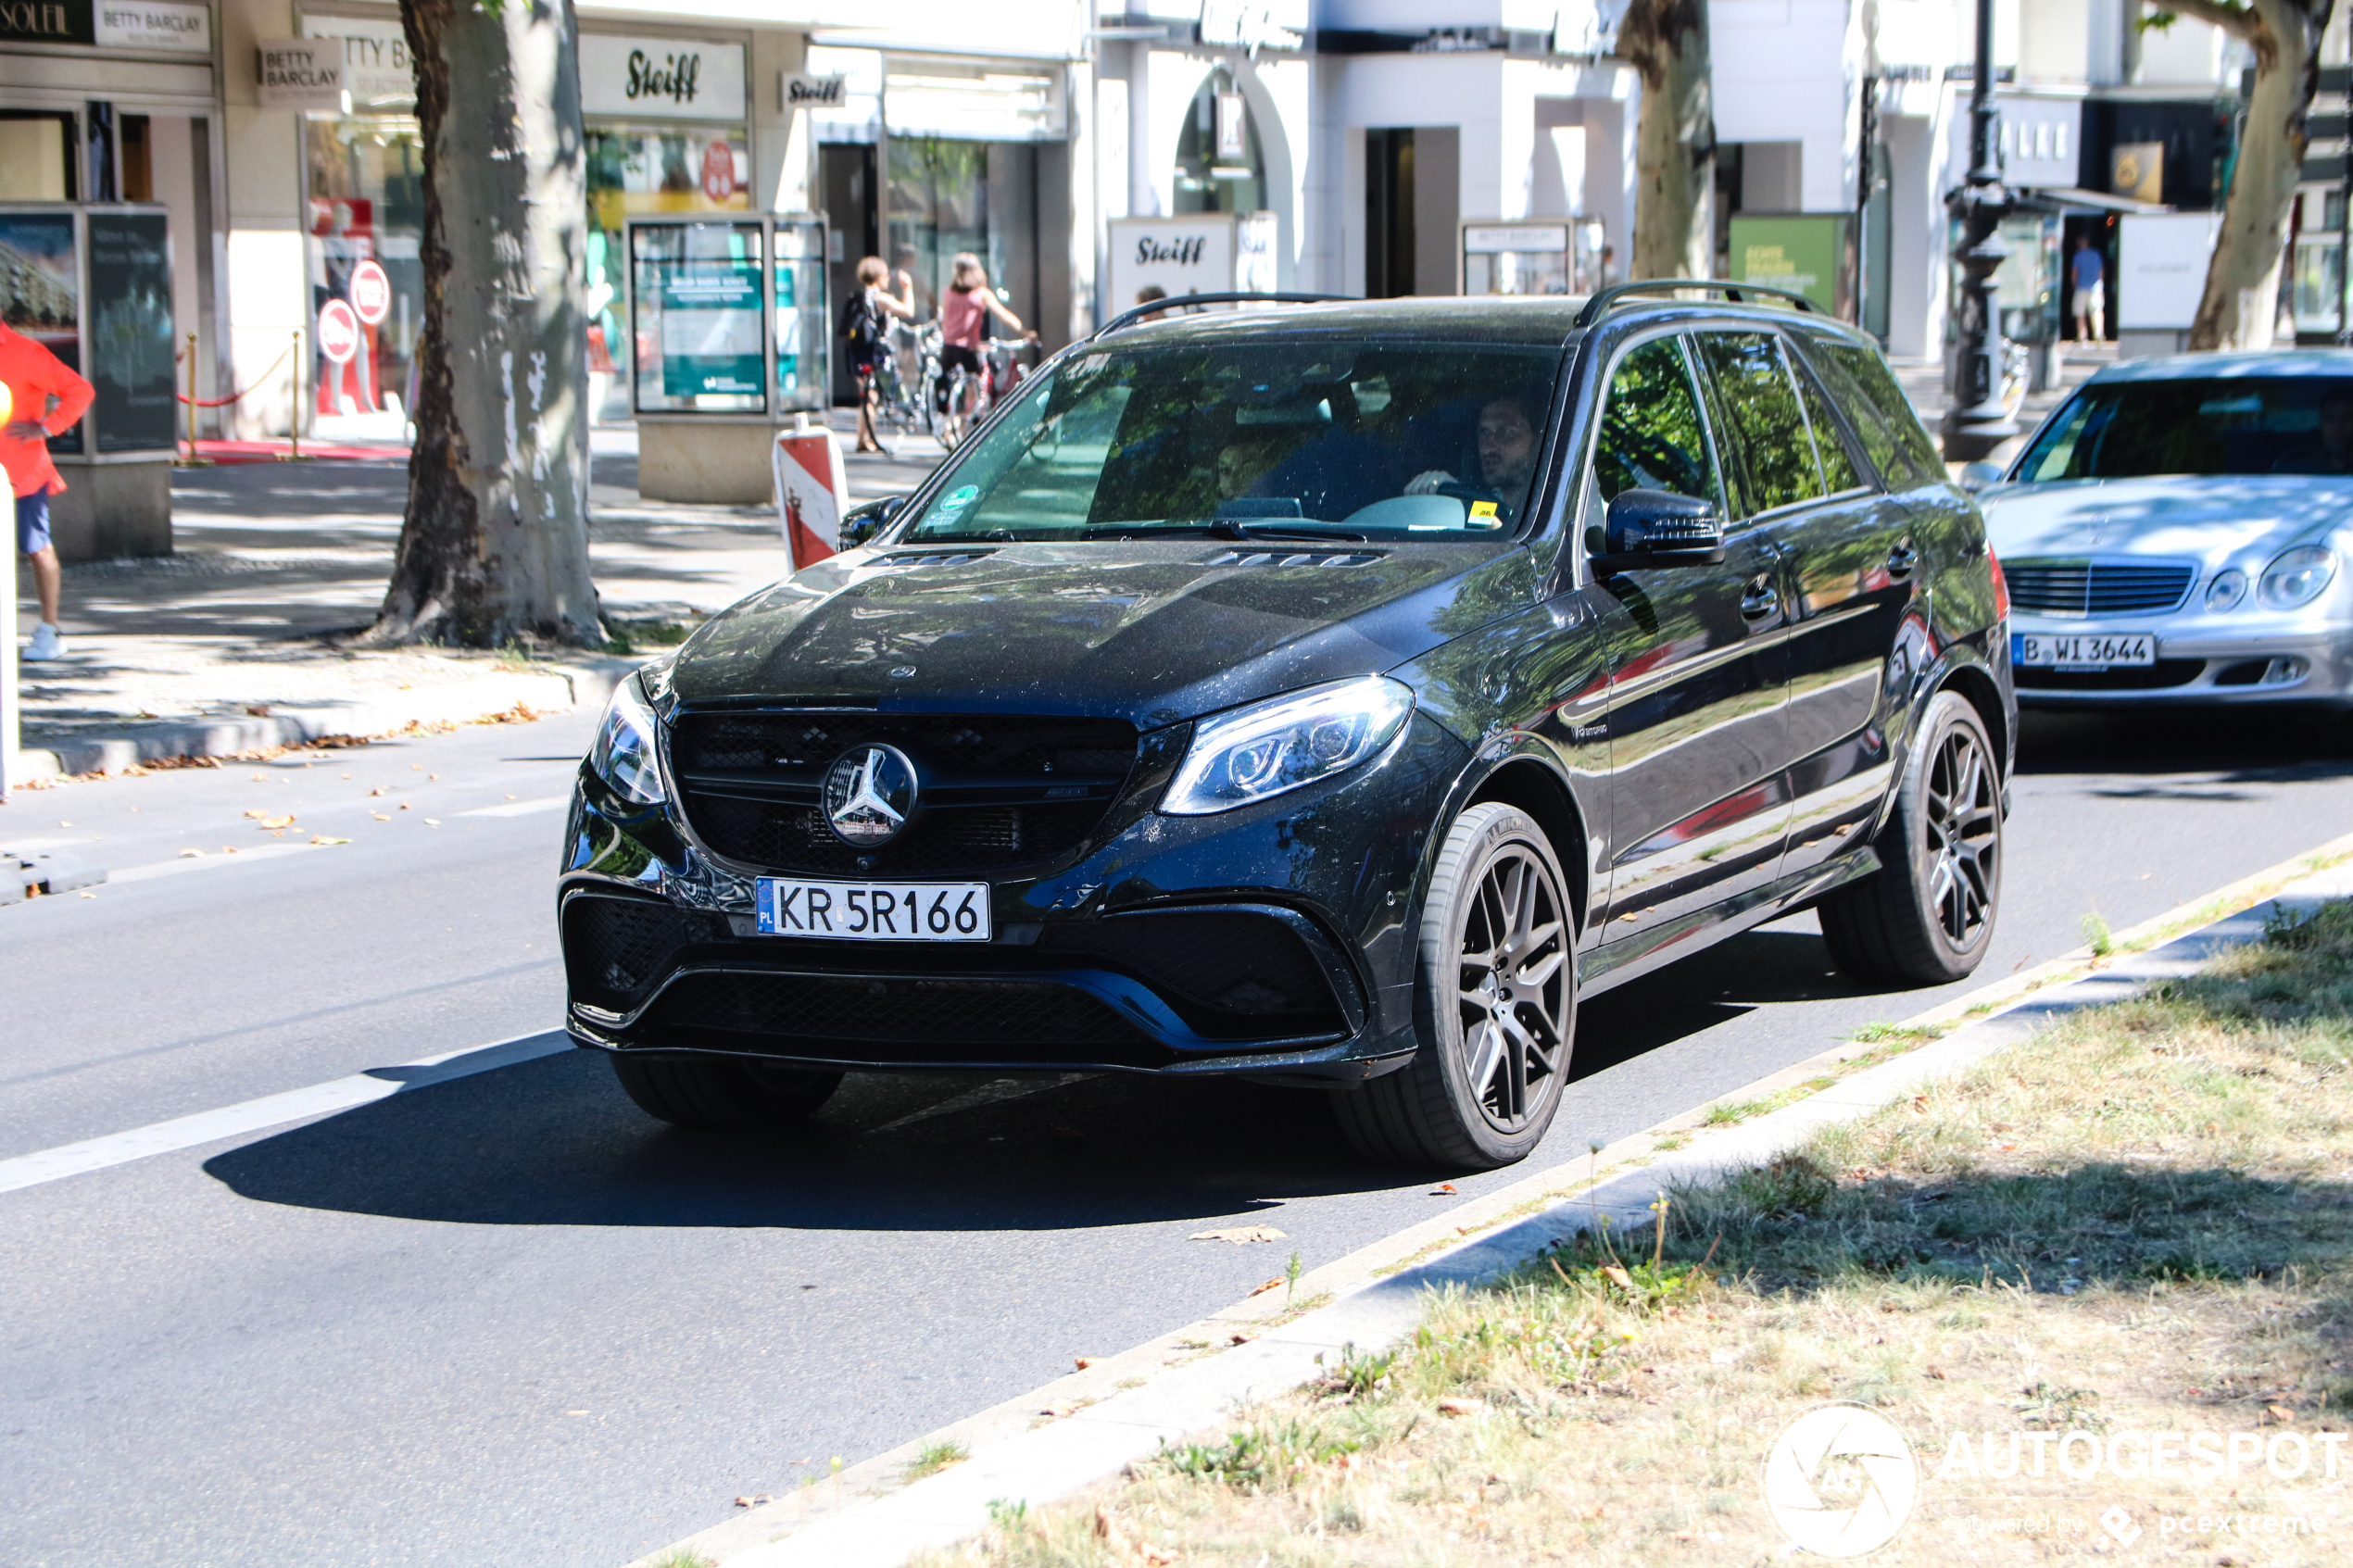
<box><xmin>1818</xmin><ymin>690</ymin><xmax>2004</xmax><ymax>985</ymax></box>
<box><xmin>609</xmin><ymin>1053</ymin><xmax>843</xmax><ymax>1130</ymax></box>
<box><xmin>1332</xmin><ymin>803</ymin><xmax>1575</xmax><ymax>1170</ymax></box>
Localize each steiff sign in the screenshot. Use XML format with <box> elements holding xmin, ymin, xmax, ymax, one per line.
<box><xmin>1107</xmin><ymin>217</ymin><xmax>1241</xmax><ymax>309</ymax></box>
<box><xmin>783</xmin><ymin>73</ymin><xmax>846</xmax><ymax>109</ymax></box>
<box><xmin>580</xmin><ymin>34</ymin><xmax>746</xmax><ymax>122</ymax></box>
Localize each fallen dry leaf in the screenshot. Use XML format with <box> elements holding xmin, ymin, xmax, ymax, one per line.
<box><xmin>1074</xmin><ymin>1356</ymin><xmax>1100</xmax><ymax>1370</ymax></box>
<box><xmin>399</xmin><ymin>801</ymin><xmax>413</xmax><ymax>810</ymax></box>
<box><xmin>371</xmin><ymin>812</ymin><xmax>390</xmax><ymax>822</ymax></box>
<box><xmin>1227</xmin><ymin>1331</ymin><xmax>1253</xmax><ymax>1346</ymax></box>
<box><xmin>1435</xmin><ymin>1398</ymin><xmax>1484</xmax><ymax>1417</ymax></box>
<box><xmin>309</xmin><ymin>834</ymin><xmax>350</xmax><ymax>847</ymax></box>
<box><xmin>2269</xmin><ymin>1403</ymin><xmax>2297</xmax><ymax>1424</ymax></box>
<box><xmin>1429</xmin><ymin>1182</ymin><xmax>1458</xmax><ymax>1196</ymax></box>
<box><xmin>369</xmin><ymin>786</ymin><xmax>384</xmax><ymax>796</ymax></box>
<box><xmin>422</xmin><ymin>818</ymin><xmax>440</xmax><ymax>826</ymax></box>
<box><xmin>1189</xmin><ymin>1226</ymin><xmax>1287</xmax><ymax>1244</ymax></box>
<box><xmin>1249</xmin><ymin>1276</ymin><xmax>1285</xmax><ymax>1296</ymax></box>
<box><xmin>178</xmin><ymin>848</ymin><xmax>204</xmax><ymax>858</ymax></box>
<box><xmin>79</xmin><ymin>890</ymin><xmax>95</xmax><ymax>898</ymax></box>
<box><xmin>257</xmin><ymin>814</ymin><xmax>295</xmax><ymax>830</ymax></box>
<box><xmin>1600</xmin><ymin>1264</ymin><xmax>1633</xmax><ymax>1289</ymax></box>
<box><xmin>1040</xmin><ymin>1401</ymin><xmax>1077</xmax><ymax>1418</ymax></box>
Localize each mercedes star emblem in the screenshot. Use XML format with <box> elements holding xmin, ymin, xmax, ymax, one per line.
<box><xmin>824</xmin><ymin>744</ymin><xmax>918</xmax><ymax>847</ymax></box>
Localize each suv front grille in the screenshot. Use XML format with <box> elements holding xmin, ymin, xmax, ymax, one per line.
<box><xmin>564</xmin><ymin>896</ymin><xmax>729</xmax><ymax>1010</ymax></box>
<box><xmin>2005</xmin><ymin>558</ymin><xmax>2196</xmax><ymax>617</ymax></box>
<box><xmin>670</xmin><ymin>712</ymin><xmax>1138</xmax><ymax>875</ymax></box>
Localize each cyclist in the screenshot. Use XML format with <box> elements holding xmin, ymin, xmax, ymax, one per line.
<box><xmin>937</xmin><ymin>252</ymin><xmax>1036</xmax><ymax>420</ymax></box>
<box><xmin>842</xmin><ymin>255</ymin><xmax>916</xmax><ymax>454</ymax></box>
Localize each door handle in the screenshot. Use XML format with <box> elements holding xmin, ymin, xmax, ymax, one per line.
<box><xmin>1740</xmin><ymin>580</ymin><xmax>1780</xmax><ymax>621</ymax></box>
<box><xmin>1886</xmin><ymin>543</ymin><xmax>1919</xmax><ymax>580</ymax></box>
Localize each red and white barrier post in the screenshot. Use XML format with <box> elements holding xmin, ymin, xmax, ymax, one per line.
<box><xmin>774</xmin><ymin>413</ymin><xmax>849</xmax><ymax>571</ymax></box>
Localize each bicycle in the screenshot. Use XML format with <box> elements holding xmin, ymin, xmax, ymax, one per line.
<box><xmin>856</xmin><ymin>323</ymin><xmax>929</xmax><ymax>458</ymax></box>
<box><xmin>939</xmin><ymin>335</ymin><xmax>1037</xmax><ymax>449</ymax></box>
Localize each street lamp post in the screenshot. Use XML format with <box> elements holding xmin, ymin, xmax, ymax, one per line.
<box><xmin>1943</xmin><ymin>0</ymin><xmax>2018</xmax><ymax>460</ymax></box>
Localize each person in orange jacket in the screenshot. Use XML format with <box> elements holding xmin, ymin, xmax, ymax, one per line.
<box><xmin>0</xmin><ymin>318</ymin><xmax>95</xmax><ymax>661</ymax></box>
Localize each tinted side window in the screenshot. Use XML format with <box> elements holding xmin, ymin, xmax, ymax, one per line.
<box><xmin>1793</xmin><ymin>362</ymin><xmax>1864</xmax><ymax>493</ymax></box>
<box><xmin>1808</xmin><ymin>337</ymin><xmax>1944</xmax><ymax>485</ymax></box>
<box><xmin>1593</xmin><ymin>337</ymin><xmax>1721</xmax><ymax>508</ymax></box>
<box><xmin>1697</xmin><ymin>332</ymin><xmax>1822</xmax><ymax>514</ymax></box>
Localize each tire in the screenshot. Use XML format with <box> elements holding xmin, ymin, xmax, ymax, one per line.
<box><xmin>609</xmin><ymin>1053</ymin><xmax>843</xmax><ymax>1130</ymax></box>
<box><xmin>1818</xmin><ymin>689</ymin><xmax>2005</xmax><ymax>985</ymax></box>
<box><xmin>1331</xmin><ymin>803</ymin><xmax>1576</xmax><ymax>1170</ymax></box>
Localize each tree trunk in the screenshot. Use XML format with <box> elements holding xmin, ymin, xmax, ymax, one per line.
<box><xmin>2180</xmin><ymin>0</ymin><xmax>2334</xmax><ymax>352</ymax></box>
<box><xmin>1620</xmin><ymin>0</ymin><xmax>1718</xmax><ymax>281</ymax></box>
<box><xmin>373</xmin><ymin>0</ymin><xmax>602</xmax><ymax>647</ymax></box>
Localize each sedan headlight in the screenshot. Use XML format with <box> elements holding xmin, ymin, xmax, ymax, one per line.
<box><xmin>2259</xmin><ymin>546</ymin><xmax>2338</xmax><ymax>611</ymax></box>
<box><xmin>2205</xmin><ymin>569</ymin><xmax>2247</xmax><ymax>612</ymax></box>
<box><xmin>1163</xmin><ymin>677</ymin><xmax>1416</xmax><ymax>815</ymax></box>
<box><xmin>587</xmin><ymin>673</ymin><xmax>667</xmax><ymax>806</ymax></box>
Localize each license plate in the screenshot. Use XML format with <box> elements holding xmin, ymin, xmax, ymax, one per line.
<box><xmin>753</xmin><ymin>877</ymin><xmax>992</xmax><ymax>942</ymax></box>
<box><xmin>2012</xmin><ymin>632</ymin><xmax>2156</xmax><ymax>669</ymax></box>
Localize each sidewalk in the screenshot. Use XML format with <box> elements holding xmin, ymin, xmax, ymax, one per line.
<box><xmin>10</xmin><ymin>414</ymin><xmax>950</xmax><ymax>782</ymax></box>
<box><xmin>1890</xmin><ymin>337</ymin><xmax>2114</xmax><ymax>464</ymax></box>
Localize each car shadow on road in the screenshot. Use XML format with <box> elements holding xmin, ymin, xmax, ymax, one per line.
<box><xmin>203</xmin><ymin>1046</ymin><xmax>1407</xmax><ymax>1231</ymax></box>
<box><xmin>2019</xmin><ymin>709</ymin><xmax>2353</xmax><ymax>783</ymax></box>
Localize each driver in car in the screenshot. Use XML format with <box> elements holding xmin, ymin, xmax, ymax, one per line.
<box><xmin>1403</xmin><ymin>389</ymin><xmax>1545</xmax><ymax>520</ymax></box>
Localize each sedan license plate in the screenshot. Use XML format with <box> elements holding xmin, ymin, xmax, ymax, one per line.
<box><xmin>2012</xmin><ymin>632</ymin><xmax>2156</xmax><ymax>669</ymax></box>
<box><xmin>754</xmin><ymin>878</ymin><xmax>991</xmax><ymax>942</ymax></box>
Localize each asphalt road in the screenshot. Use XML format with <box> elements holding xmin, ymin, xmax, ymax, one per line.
<box><xmin>2</xmin><ymin>705</ymin><xmax>2349</xmax><ymax>1567</ymax></box>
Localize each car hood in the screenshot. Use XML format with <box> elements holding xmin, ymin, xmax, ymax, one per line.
<box><xmin>664</xmin><ymin>539</ymin><xmax>1537</xmax><ymax>729</ymax></box>
<box><xmin>1981</xmin><ymin>475</ymin><xmax>2353</xmax><ymax>568</ymax></box>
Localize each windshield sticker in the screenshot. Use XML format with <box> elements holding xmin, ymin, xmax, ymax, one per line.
<box><xmin>935</xmin><ymin>484</ymin><xmax>980</xmax><ymax>520</ymax></box>
<box><xmin>1468</xmin><ymin>500</ymin><xmax>1499</xmax><ymax>521</ymax></box>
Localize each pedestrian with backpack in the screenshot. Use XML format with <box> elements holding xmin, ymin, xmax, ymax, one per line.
<box><xmin>841</xmin><ymin>256</ymin><xmax>916</xmax><ymax>455</ymax></box>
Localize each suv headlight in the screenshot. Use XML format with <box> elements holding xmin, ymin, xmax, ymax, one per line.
<box><xmin>2259</xmin><ymin>546</ymin><xmax>2338</xmax><ymax>611</ymax></box>
<box><xmin>1163</xmin><ymin>677</ymin><xmax>1415</xmax><ymax>816</ymax></box>
<box><xmin>587</xmin><ymin>673</ymin><xmax>667</xmax><ymax>806</ymax></box>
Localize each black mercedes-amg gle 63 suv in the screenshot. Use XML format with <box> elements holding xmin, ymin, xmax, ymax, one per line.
<box><xmin>560</xmin><ymin>284</ymin><xmax>2015</xmax><ymax>1170</ymax></box>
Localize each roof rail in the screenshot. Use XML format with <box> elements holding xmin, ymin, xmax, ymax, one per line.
<box><xmin>1091</xmin><ymin>291</ymin><xmax>1356</xmax><ymax>341</ymax></box>
<box><xmin>1571</xmin><ymin>280</ymin><xmax>1819</xmax><ymax>330</ymax></box>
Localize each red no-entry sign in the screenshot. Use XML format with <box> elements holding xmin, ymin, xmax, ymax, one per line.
<box><xmin>349</xmin><ymin>259</ymin><xmax>392</xmax><ymax>325</ymax></box>
<box><xmin>316</xmin><ymin>298</ymin><xmax>361</xmax><ymax>365</ymax></box>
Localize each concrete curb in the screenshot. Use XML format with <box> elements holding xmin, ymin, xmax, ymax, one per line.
<box><xmin>16</xmin><ymin>656</ymin><xmax>640</xmax><ymax>780</ymax></box>
<box><xmin>653</xmin><ymin>861</ymin><xmax>2353</xmax><ymax>1568</ymax></box>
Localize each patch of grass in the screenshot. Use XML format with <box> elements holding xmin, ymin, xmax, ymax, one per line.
<box><xmin>603</xmin><ymin>615</ymin><xmax>700</xmax><ymax>657</ymax></box>
<box><xmin>643</xmin><ymin>1553</ymin><xmax>716</xmax><ymax>1568</ymax></box>
<box><xmin>2082</xmin><ymin>905</ymin><xmax>2114</xmax><ymax>957</ymax></box>
<box><xmin>1699</xmin><ymin>1079</ymin><xmax>1830</xmax><ymax>1126</ymax></box>
<box><xmin>916</xmin><ymin>898</ymin><xmax>2353</xmax><ymax>1565</ymax></box>
<box><xmin>903</xmin><ymin>1439</ymin><xmax>969</xmax><ymax>1483</ymax></box>
<box><xmin>1846</xmin><ymin>1020</ymin><xmax>1941</xmax><ymax>1046</ymax></box>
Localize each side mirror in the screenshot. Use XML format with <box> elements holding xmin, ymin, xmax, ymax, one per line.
<box><xmin>1958</xmin><ymin>461</ymin><xmax>2006</xmax><ymax>494</ymax></box>
<box><xmin>842</xmin><ymin>494</ymin><xmax>908</xmax><ymax>548</ymax></box>
<box><xmin>1588</xmin><ymin>488</ymin><xmax>1727</xmax><ymax>575</ymax></box>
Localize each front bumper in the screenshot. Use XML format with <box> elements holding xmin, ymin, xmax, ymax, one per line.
<box><xmin>557</xmin><ymin>711</ymin><xmax>1468</xmax><ymax>1083</ymax></box>
<box><xmin>2009</xmin><ymin>621</ymin><xmax>2353</xmax><ymax>709</ymax></box>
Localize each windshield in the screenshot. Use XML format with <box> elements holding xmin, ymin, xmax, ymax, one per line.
<box><xmin>902</xmin><ymin>339</ymin><xmax>1564</xmax><ymax>543</ymax></box>
<box><xmin>2015</xmin><ymin>376</ymin><xmax>2353</xmax><ymax>481</ymax></box>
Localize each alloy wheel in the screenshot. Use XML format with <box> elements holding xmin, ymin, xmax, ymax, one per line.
<box><xmin>1922</xmin><ymin>723</ymin><xmax>1999</xmax><ymax>951</ymax></box>
<box><xmin>1452</xmin><ymin>846</ymin><xmax>1571</xmax><ymax>1133</ymax></box>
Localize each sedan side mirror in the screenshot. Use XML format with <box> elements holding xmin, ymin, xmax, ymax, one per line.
<box><xmin>842</xmin><ymin>494</ymin><xmax>908</xmax><ymax>548</ymax></box>
<box><xmin>1588</xmin><ymin>488</ymin><xmax>1727</xmax><ymax>576</ymax></box>
<box><xmin>1957</xmin><ymin>461</ymin><xmax>2005</xmax><ymax>494</ymax></box>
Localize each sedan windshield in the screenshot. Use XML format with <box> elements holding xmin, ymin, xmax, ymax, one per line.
<box><xmin>903</xmin><ymin>338</ymin><xmax>1564</xmax><ymax>543</ymax></box>
<box><xmin>2015</xmin><ymin>375</ymin><xmax>2353</xmax><ymax>481</ymax></box>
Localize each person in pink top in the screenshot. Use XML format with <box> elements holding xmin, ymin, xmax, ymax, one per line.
<box><xmin>0</xmin><ymin>319</ymin><xmax>94</xmax><ymax>662</ymax></box>
<box><xmin>936</xmin><ymin>253</ymin><xmax>1035</xmax><ymax>413</ymax></box>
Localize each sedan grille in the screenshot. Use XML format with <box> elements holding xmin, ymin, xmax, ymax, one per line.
<box><xmin>669</xmin><ymin>711</ymin><xmax>1138</xmax><ymax>876</ymax></box>
<box><xmin>2004</xmin><ymin>558</ymin><xmax>2196</xmax><ymax>617</ymax></box>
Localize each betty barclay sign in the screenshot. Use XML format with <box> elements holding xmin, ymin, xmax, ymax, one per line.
<box><xmin>579</xmin><ymin>34</ymin><xmax>746</xmax><ymax>123</ymax></box>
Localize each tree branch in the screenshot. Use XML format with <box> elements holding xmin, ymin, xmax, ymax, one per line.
<box><xmin>2143</xmin><ymin>1</ymin><xmax>2264</xmax><ymax>44</ymax></box>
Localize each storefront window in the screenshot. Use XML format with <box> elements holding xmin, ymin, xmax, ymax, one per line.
<box><xmin>0</xmin><ymin>210</ymin><xmax>82</xmax><ymax>454</ymax></box>
<box><xmin>306</xmin><ymin>117</ymin><xmax>424</xmax><ymax>438</ymax></box>
<box><xmin>587</xmin><ymin>125</ymin><xmax>749</xmax><ymax>419</ymax></box>
<box><xmin>887</xmin><ymin>136</ymin><xmax>1039</xmax><ymax>320</ymax></box>
<box><xmin>1175</xmin><ymin>77</ymin><xmax>1264</xmax><ymax>216</ymax></box>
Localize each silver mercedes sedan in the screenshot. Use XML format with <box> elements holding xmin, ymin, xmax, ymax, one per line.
<box><xmin>1979</xmin><ymin>351</ymin><xmax>2353</xmax><ymax>713</ymax></box>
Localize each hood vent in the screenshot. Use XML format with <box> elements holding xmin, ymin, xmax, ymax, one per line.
<box><xmin>874</xmin><ymin>549</ymin><xmax>1000</xmax><ymax>569</ymax></box>
<box><xmin>1202</xmin><ymin>548</ymin><xmax>1384</xmax><ymax>570</ymax></box>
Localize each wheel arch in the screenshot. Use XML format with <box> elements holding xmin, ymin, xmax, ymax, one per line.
<box><xmin>1463</xmin><ymin>754</ymin><xmax>1592</xmax><ymax>935</ymax></box>
<box><xmin>1934</xmin><ymin>657</ymin><xmax>2012</xmax><ymax>783</ymax></box>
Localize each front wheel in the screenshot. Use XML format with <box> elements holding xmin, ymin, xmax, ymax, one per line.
<box><xmin>1818</xmin><ymin>689</ymin><xmax>2005</xmax><ymax>985</ymax></box>
<box><xmin>610</xmin><ymin>1053</ymin><xmax>843</xmax><ymax>1130</ymax></box>
<box><xmin>1331</xmin><ymin>803</ymin><xmax>1576</xmax><ymax>1170</ymax></box>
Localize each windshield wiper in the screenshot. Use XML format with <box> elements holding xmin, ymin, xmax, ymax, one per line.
<box><xmin>1205</xmin><ymin>520</ymin><xmax>1370</xmax><ymax>544</ymax></box>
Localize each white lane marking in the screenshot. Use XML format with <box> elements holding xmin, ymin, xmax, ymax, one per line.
<box><xmin>869</xmin><ymin>1073</ymin><xmax>1091</xmax><ymax>1135</ymax></box>
<box><xmin>0</xmin><ymin>1032</ymin><xmax>571</xmax><ymax>1197</ymax></box>
<box><xmin>109</xmin><ymin>842</ymin><xmax>332</xmax><ymax>883</ymax></box>
<box><xmin>3</xmin><ymin>836</ymin><xmax>89</xmax><ymax>853</ymax></box>
<box><xmin>458</xmin><ymin>795</ymin><xmax>571</xmax><ymax>818</ymax></box>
